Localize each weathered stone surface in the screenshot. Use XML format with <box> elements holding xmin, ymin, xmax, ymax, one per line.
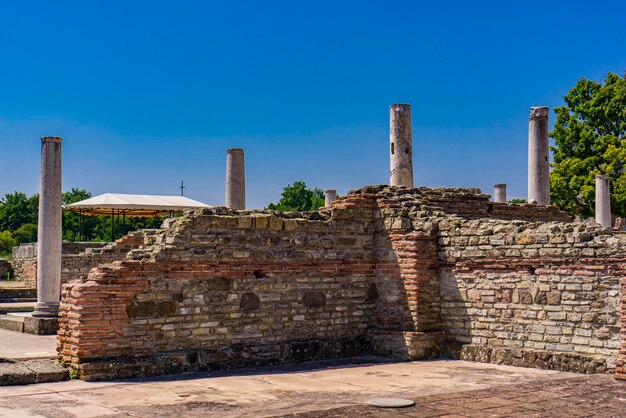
<box><xmin>225</xmin><ymin>148</ymin><xmax>245</xmax><ymax>210</ymax></box>
<box><xmin>528</xmin><ymin>106</ymin><xmax>550</xmax><ymax>205</ymax></box>
<box><xmin>33</xmin><ymin>136</ymin><xmax>63</xmax><ymax>318</ymax></box>
<box><xmin>389</xmin><ymin>104</ymin><xmax>413</xmax><ymax>188</ymax></box>
<box><xmin>0</xmin><ymin>359</ymin><xmax>68</xmax><ymax>386</ymax></box>
<box><xmin>240</xmin><ymin>292</ymin><xmax>260</xmax><ymax>311</ymax></box>
<box><xmin>23</xmin><ymin>316</ymin><xmax>58</xmax><ymax>335</ymax></box>
<box><xmin>302</xmin><ymin>292</ymin><xmax>325</xmax><ymax>308</ymax></box>
<box><xmin>54</xmin><ymin>185</ymin><xmax>626</xmax><ymax>380</ymax></box>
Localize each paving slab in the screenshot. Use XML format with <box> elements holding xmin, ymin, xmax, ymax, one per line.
<box><xmin>0</xmin><ymin>359</ymin><xmax>616</xmax><ymax>417</ymax></box>
<box><xmin>0</xmin><ymin>359</ymin><xmax>68</xmax><ymax>386</ymax></box>
<box><xmin>0</xmin><ymin>328</ymin><xmax>57</xmax><ymax>360</ymax></box>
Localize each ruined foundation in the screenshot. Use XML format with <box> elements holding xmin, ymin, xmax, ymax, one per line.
<box><xmin>56</xmin><ymin>186</ymin><xmax>626</xmax><ymax>381</ymax></box>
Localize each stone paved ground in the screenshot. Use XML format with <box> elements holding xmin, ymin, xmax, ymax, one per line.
<box><xmin>0</xmin><ymin>359</ymin><xmax>623</xmax><ymax>417</ymax></box>
<box><xmin>0</xmin><ymin>329</ymin><xmax>56</xmax><ymax>360</ymax></box>
<box><xmin>288</xmin><ymin>375</ymin><xmax>626</xmax><ymax>417</ymax></box>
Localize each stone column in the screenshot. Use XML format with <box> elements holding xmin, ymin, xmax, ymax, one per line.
<box><xmin>528</xmin><ymin>106</ymin><xmax>550</xmax><ymax>205</ymax></box>
<box><xmin>225</xmin><ymin>148</ymin><xmax>245</xmax><ymax>209</ymax></box>
<box><xmin>389</xmin><ymin>104</ymin><xmax>413</xmax><ymax>187</ymax></box>
<box><xmin>32</xmin><ymin>136</ymin><xmax>63</xmax><ymax>318</ymax></box>
<box><xmin>595</xmin><ymin>174</ymin><xmax>611</xmax><ymax>228</ymax></box>
<box><xmin>324</xmin><ymin>189</ymin><xmax>337</xmax><ymax>206</ymax></box>
<box><xmin>493</xmin><ymin>184</ymin><xmax>507</xmax><ymax>203</ymax></box>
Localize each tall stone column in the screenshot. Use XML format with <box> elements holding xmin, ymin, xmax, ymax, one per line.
<box><xmin>389</xmin><ymin>104</ymin><xmax>413</xmax><ymax>187</ymax></box>
<box><xmin>493</xmin><ymin>184</ymin><xmax>507</xmax><ymax>203</ymax></box>
<box><xmin>225</xmin><ymin>148</ymin><xmax>245</xmax><ymax>210</ymax></box>
<box><xmin>324</xmin><ymin>189</ymin><xmax>337</xmax><ymax>206</ymax></box>
<box><xmin>32</xmin><ymin>136</ymin><xmax>63</xmax><ymax>318</ymax></box>
<box><xmin>595</xmin><ymin>174</ymin><xmax>611</xmax><ymax>228</ymax></box>
<box><xmin>528</xmin><ymin>106</ymin><xmax>550</xmax><ymax>205</ymax></box>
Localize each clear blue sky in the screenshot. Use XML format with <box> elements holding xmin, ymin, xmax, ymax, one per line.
<box><xmin>1</xmin><ymin>1</ymin><xmax>625</xmax><ymax>208</ymax></box>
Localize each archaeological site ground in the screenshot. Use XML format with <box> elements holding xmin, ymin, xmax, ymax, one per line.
<box><xmin>0</xmin><ymin>104</ymin><xmax>624</xmax><ymax>417</ymax></box>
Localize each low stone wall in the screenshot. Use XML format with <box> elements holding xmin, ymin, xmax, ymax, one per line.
<box><xmin>10</xmin><ymin>237</ymin><xmax>149</xmax><ymax>288</ymax></box>
<box><xmin>440</xmin><ymin>262</ymin><xmax>621</xmax><ymax>373</ymax></box>
<box><xmin>56</xmin><ymin>186</ymin><xmax>626</xmax><ymax>381</ymax></box>
<box><xmin>616</xmin><ymin>277</ymin><xmax>626</xmax><ymax>380</ymax></box>
<box><xmin>58</xmin><ymin>210</ymin><xmax>380</xmax><ymax>380</ymax></box>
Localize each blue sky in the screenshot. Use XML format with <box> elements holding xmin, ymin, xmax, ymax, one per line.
<box><xmin>1</xmin><ymin>1</ymin><xmax>625</xmax><ymax>208</ymax></box>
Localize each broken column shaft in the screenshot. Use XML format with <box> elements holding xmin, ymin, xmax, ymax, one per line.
<box><xmin>595</xmin><ymin>174</ymin><xmax>611</xmax><ymax>228</ymax></box>
<box><xmin>389</xmin><ymin>104</ymin><xmax>414</xmax><ymax>187</ymax></box>
<box><xmin>225</xmin><ymin>148</ymin><xmax>246</xmax><ymax>210</ymax></box>
<box><xmin>32</xmin><ymin>136</ymin><xmax>63</xmax><ymax>318</ymax></box>
<box><xmin>493</xmin><ymin>184</ymin><xmax>507</xmax><ymax>203</ymax></box>
<box><xmin>528</xmin><ymin>106</ymin><xmax>550</xmax><ymax>205</ymax></box>
<box><xmin>324</xmin><ymin>189</ymin><xmax>337</xmax><ymax>206</ymax></box>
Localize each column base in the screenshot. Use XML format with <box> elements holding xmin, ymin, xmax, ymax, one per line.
<box><xmin>24</xmin><ymin>315</ymin><xmax>59</xmax><ymax>335</ymax></box>
<box><xmin>32</xmin><ymin>302</ymin><xmax>60</xmax><ymax>318</ymax></box>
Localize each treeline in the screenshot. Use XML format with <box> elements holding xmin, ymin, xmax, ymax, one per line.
<box><xmin>266</xmin><ymin>181</ymin><xmax>325</xmax><ymax>211</ymax></box>
<box><xmin>0</xmin><ymin>188</ymin><xmax>162</xmax><ymax>256</ymax></box>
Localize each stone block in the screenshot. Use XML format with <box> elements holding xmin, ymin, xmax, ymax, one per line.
<box><xmin>23</xmin><ymin>316</ymin><xmax>59</xmax><ymax>335</ymax></box>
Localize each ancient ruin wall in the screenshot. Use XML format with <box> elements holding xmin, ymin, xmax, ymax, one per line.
<box><xmin>11</xmin><ymin>233</ymin><xmax>152</xmax><ymax>287</ymax></box>
<box><xmin>350</xmin><ymin>187</ymin><xmax>623</xmax><ymax>373</ymax></box>
<box><xmin>58</xmin><ymin>209</ymin><xmax>380</xmax><ymax>380</ymax></box>
<box><xmin>438</xmin><ymin>218</ymin><xmax>624</xmax><ymax>373</ymax></box>
<box><xmin>616</xmin><ymin>277</ymin><xmax>626</xmax><ymax>380</ymax></box>
<box><xmin>57</xmin><ymin>186</ymin><xmax>626</xmax><ymax>380</ymax></box>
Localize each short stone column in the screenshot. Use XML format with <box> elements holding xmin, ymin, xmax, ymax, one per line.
<box><xmin>324</xmin><ymin>189</ymin><xmax>337</xmax><ymax>206</ymax></box>
<box><xmin>493</xmin><ymin>184</ymin><xmax>507</xmax><ymax>203</ymax></box>
<box><xmin>390</xmin><ymin>104</ymin><xmax>413</xmax><ymax>187</ymax></box>
<box><xmin>225</xmin><ymin>148</ymin><xmax>245</xmax><ymax>210</ymax></box>
<box><xmin>32</xmin><ymin>136</ymin><xmax>63</xmax><ymax>318</ymax></box>
<box><xmin>595</xmin><ymin>174</ymin><xmax>611</xmax><ymax>228</ymax></box>
<box><xmin>528</xmin><ymin>106</ymin><xmax>550</xmax><ymax>205</ymax></box>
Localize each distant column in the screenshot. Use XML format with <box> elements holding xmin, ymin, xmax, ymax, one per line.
<box><xmin>493</xmin><ymin>184</ymin><xmax>507</xmax><ymax>203</ymax></box>
<box><xmin>324</xmin><ymin>189</ymin><xmax>337</xmax><ymax>206</ymax></box>
<box><xmin>528</xmin><ymin>106</ymin><xmax>550</xmax><ymax>205</ymax></box>
<box><xmin>225</xmin><ymin>148</ymin><xmax>245</xmax><ymax>209</ymax></box>
<box><xmin>32</xmin><ymin>136</ymin><xmax>63</xmax><ymax>318</ymax></box>
<box><xmin>595</xmin><ymin>174</ymin><xmax>611</xmax><ymax>228</ymax></box>
<box><xmin>389</xmin><ymin>104</ymin><xmax>414</xmax><ymax>187</ymax></box>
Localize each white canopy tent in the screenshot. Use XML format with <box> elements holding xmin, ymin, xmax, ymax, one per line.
<box><xmin>64</xmin><ymin>193</ymin><xmax>211</xmax><ymax>217</ymax></box>
<box><xmin>63</xmin><ymin>193</ymin><xmax>211</xmax><ymax>240</ymax></box>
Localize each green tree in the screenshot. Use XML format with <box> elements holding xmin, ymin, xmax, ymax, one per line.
<box><xmin>62</xmin><ymin>188</ymin><xmax>96</xmax><ymax>241</ymax></box>
<box><xmin>12</xmin><ymin>223</ymin><xmax>37</xmax><ymax>244</ymax></box>
<box><xmin>267</xmin><ymin>181</ymin><xmax>326</xmax><ymax>211</ymax></box>
<box><xmin>0</xmin><ymin>230</ymin><xmax>16</xmax><ymax>256</ymax></box>
<box><xmin>509</xmin><ymin>198</ymin><xmax>527</xmax><ymax>204</ymax></box>
<box><xmin>550</xmin><ymin>72</ymin><xmax>626</xmax><ymax>217</ymax></box>
<box><xmin>0</xmin><ymin>192</ymin><xmax>38</xmax><ymax>232</ymax></box>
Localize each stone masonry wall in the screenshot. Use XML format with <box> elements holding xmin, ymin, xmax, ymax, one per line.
<box><xmin>617</xmin><ymin>277</ymin><xmax>626</xmax><ymax>380</ymax></box>
<box><xmin>58</xmin><ymin>209</ymin><xmax>380</xmax><ymax>380</ymax></box>
<box><xmin>11</xmin><ymin>235</ymin><xmax>152</xmax><ymax>288</ymax></box>
<box><xmin>437</xmin><ymin>219</ymin><xmax>624</xmax><ymax>373</ymax></box>
<box><xmin>57</xmin><ymin>186</ymin><xmax>626</xmax><ymax>380</ymax></box>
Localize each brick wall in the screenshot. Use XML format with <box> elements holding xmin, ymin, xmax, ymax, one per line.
<box><xmin>57</xmin><ymin>186</ymin><xmax>626</xmax><ymax>380</ymax></box>
<box><xmin>58</xmin><ymin>210</ymin><xmax>381</xmax><ymax>380</ymax></box>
